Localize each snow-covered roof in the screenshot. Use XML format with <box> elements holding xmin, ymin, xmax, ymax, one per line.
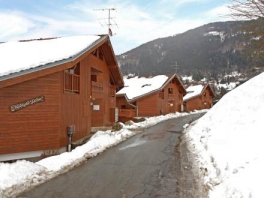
<box><xmin>183</xmin><ymin>84</ymin><xmax>204</xmax><ymax>101</ymax></box>
<box><xmin>117</xmin><ymin>75</ymin><xmax>169</xmax><ymax>101</ymax></box>
<box><xmin>0</xmin><ymin>35</ymin><xmax>103</xmax><ymax>80</ymax></box>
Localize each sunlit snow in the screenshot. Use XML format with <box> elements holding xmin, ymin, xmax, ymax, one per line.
<box><xmin>184</xmin><ymin>72</ymin><xmax>264</xmax><ymax>197</ymax></box>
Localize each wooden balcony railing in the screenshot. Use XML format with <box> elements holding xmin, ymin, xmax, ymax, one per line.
<box><xmin>168</xmin><ymin>94</ymin><xmax>175</xmax><ymax>100</ymax></box>
<box><xmin>91</xmin><ymin>81</ymin><xmax>103</xmax><ymax>98</ymax></box>
<box><xmin>109</xmin><ymin>85</ymin><xmax>116</xmax><ymax>97</ymax></box>
<box><xmin>119</xmin><ymin>109</ymin><xmax>137</xmax><ymax>118</ymax></box>
<box><xmin>64</xmin><ymin>72</ymin><xmax>80</xmax><ymax>93</ymax></box>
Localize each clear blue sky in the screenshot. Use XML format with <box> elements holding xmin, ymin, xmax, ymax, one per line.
<box><xmin>0</xmin><ymin>0</ymin><xmax>232</xmax><ymax>54</ymax></box>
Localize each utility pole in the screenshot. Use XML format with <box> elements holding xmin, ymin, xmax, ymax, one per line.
<box><xmin>171</xmin><ymin>61</ymin><xmax>180</xmax><ymax>74</ymax></box>
<box><xmin>94</xmin><ymin>8</ymin><xmax>118</xmax><ymax>36</ymax></box>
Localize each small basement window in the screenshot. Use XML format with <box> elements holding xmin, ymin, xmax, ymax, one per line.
<box><xmin>64</xmin><ymin>63</ymin><xmax>80</xmax><ymax>94</ymax></box>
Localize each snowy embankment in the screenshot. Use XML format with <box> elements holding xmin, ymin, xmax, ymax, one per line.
<box><xmin>0</xmin><ymin>110</ymin><xmax>206</xmax><ymax>198</ymax></box>
<box><xmin>184</xmin><ymin>72</ymin><xmax>264</xmax><ymax>197</ymax></box>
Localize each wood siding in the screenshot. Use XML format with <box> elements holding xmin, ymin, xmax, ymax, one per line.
<box><xmin>184</xmin><ymin>87</ymin><xmax>213</xmax><ymax>111</ymax></box>
<box><xmin>0</xmin><ymin>40</ymin><xmax>121</xmax><ymax>158</ymax></box>
<box><xmin>137</xmin><ymin>93</ymin><xmax>159</xmax><ymax>117</ymax></box>
<box><xmin>116</xmin><ymin>76</ymin><xmax>185</xmax><ymax>121</ymax></box>
<box><xmin>60</xmin><ymin>56</ymin><xmax>90</xmax><ymax>146</ymax></box>
<box><xmin>157</xmin><ymin>81</ymin><xmax>183</xmax><ymax>115</ymax></box>
<box><xmin>0</xmin><ymin>73</ymin><xmax>60</xmax><ymax>155</ymax></box>
<box><xmin>89</xmin><ymin>54</ymin><xmax>116</xmax><ymax>127</ymax></box>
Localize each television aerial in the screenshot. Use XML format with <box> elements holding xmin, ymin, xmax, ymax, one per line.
<box><xmin>94</xmin><ymin>8</ymin><xmax>118</xmax><ymax>36</ymax></box>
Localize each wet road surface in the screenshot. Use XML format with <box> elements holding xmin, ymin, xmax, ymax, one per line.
<box><xmin>19</xmin><ymin>113</ymin><xmax>204</xmax><ymax>198</ymax></box>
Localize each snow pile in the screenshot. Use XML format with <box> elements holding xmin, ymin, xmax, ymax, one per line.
<box><xmin>183</xmin><ymin>85</ymin><xmax>204</xmax><ymax>101</ymax></box>
<box><xmin>0</xmin><ymin>35</ymin><xmax>100</xmax><ymax>77</ymax></box>
<box><xmin>184</xmin><ymin>72</ymin><xmax>264</xmax><ymax>197</ymax></box>
<box><xmin>0</xmin><ymin>128</ymin><xmax>134</xmax><ymax>197</ymax></box>
<box><xmin>0</xmin><ymin>110</ymin><xmax>207</xmax><ymax>197</ymax></box>
<box><xmin>117</xmin><ymin>75</ymin><xmax>169</xmax><ymax>100</ymax></box>
<box><xmin>124</xmin><ymin>109</ymin><xmax>208</xmax><ymax>130</ymax></box>
<box><xmin>0</xmin><ymin>161</ymin><xmax>46</xmax><ymax>192</ymax></box>
<box><xmin>37</xmin><ymin>129</ymin><xmax>134</xmax><ymax>172</ymax></box>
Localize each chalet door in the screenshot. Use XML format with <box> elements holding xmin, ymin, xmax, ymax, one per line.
<box><xmin>168</xmin><ymin>101</ymin><xmax>175</xmax><ymax>113</ymax></box>
<box><xmin>90</xmin><ymin>67</ymin><xmax>104</xmax><ymax>127</ymax></box>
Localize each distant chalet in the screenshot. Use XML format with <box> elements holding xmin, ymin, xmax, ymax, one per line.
<box><xmin>116</xmin><ymin>74</ymin><xmax>187</xmax><ymax>122</ymax></box>
<box><xmin>183</xmin><ymin>84</ymin><xmax>215</xmax><ymax>111</ymax></box>
<box><xmin>0</xmin><ymin>35</ymin><xmax>124</xmax><ymax>161</ymax></box>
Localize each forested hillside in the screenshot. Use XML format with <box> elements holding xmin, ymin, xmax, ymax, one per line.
<box><xmin>117</xmin><ymin>20</ymin><xmax>263</xmax><ymax>80</ymax></box>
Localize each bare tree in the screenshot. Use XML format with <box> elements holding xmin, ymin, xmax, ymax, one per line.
<box><xmin>228</xmin><ymin>1</ymin><xmax>264</xmax><ymax>66</ymax></box>
<box><xmin>228</xmin><ymin>0</ymin><xmax>264</xmax><ymax>19</ymax></box>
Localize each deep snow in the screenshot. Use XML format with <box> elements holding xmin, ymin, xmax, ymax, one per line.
<box><xmin>0</xmin><ymin>35</ymin><xmax>100</xmax><ymax>77</ymax></box>
<box><xmin>184</xmin><ymin>72</ymin><xmax>264</xmax><ymax>197</ymax></box>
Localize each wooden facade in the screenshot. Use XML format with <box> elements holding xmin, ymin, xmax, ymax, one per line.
<box><xmin>183</xmin><ymin>84</ymin><xmax>215</xmax><ymax>111</ymax></box>
<box><xmin>116</xmin><ymin>75</ymin><xmax>186</xmax><ymax>122</ymax></box>
<box><xmin>0</xmin><ymin>35</ymin><xmax>123</xmax><ymax>161</ymax></box>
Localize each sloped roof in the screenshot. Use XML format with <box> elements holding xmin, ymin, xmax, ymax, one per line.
<box><xmin>183</xmin><ymin>84</ymin><xmax>215</xmax><ymax>101</ymax></box>
<box><xmin>0</xmin><ymin>35</ymin><xmax>124</xmax><ymax>88</ymax></box>
<box><xmin>117</xmin><ymin>74</ymin><xmax>186</xmax><ymax>102</ymax></box>
<box><xmin>0</xmin><ymin>35</ymin><xmax>100</xmax><ymax>78</ymax></box>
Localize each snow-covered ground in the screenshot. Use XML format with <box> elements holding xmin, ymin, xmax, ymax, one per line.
<box><xmin>184</xmin><ymin>72</ymin><xmax>264</xmax><ymax>197</ymax></box>
<box><xmin>218</xmin><ymin>82</ymin><xmax>237</xmax><ymax>91</ymax></box>
<box><xmin>0</xmin><ymin>110</ymin><xmax>206</xmax><ymax>198</ymax></box>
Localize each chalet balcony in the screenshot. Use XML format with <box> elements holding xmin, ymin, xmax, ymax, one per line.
<box><xmin>119</xmin><ymin>109</ymin><xmax>137</xmax><ymax>118</ymax></box>
<box><xmin>64</xmin><ymin>72</ymin><xmax>80</xmax><ymax>93</ymax></box>
<box><xmin>91</xmin><ymin>81</ymin><xmax>103</xmax><ymax>98</ymax></box>
<box><xmin>109</xmin><ymin>85</ymin><xmax>116</xmax><ymax>97</ymax></box>
<box><xmin>168</xmin><ymin>94</ymin><xmax>175</xmax><ymax>100</ymax></box>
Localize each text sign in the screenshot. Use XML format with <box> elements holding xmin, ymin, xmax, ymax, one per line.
<box><xmin>10</xmin><ymin>96</ymin><xmax>45</xmax><ymax>112</ymax></box>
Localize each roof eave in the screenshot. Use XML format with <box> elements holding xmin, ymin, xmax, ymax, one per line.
<box><xmin>0</xmin><ymin>35</ymin><xmax>108</xmax><ymax>83</ymax></box>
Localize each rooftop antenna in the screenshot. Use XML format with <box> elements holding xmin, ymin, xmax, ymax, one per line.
<box><xmin>171</xmin><ymin>61</ymin><xmax>180</xmax><ymax>74</ymax></box>
<box><xmin>94</xmin><ymin>8</ymin><xmax>118</xmax><ymax>36</ymax></box>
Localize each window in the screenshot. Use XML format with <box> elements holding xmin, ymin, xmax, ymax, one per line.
<box><xmin>159</xmin><ymin>89</ymin><xmax>164</xmax><ymax>99</ymax></box>
<box><xmin>91</xmin><ymin>74</ymin><xmax>97</xmax><ymax>82</ymax></box>
<box><xmin>168</xmin><ymin>88</ymin><xmax>173</xmax><ymax>94</ymax></box>
<box><xmin>64</xmin><ymin>63</ymin><xmax>80</xmax><ymax>94</ymax></box>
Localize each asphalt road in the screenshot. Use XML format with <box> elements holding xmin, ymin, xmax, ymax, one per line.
<box><xmin>19</xmin><ymin>113</ymin><xmax>204</xmax><ymax>198</ymax></box>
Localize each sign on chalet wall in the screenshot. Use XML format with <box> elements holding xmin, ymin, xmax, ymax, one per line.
<box><xmin>10</xmin><ymin>96</ymin><xmax>45</xmax><ymax>112</ymax></box>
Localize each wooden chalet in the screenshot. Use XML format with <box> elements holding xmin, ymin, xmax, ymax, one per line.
<box><xmin>183</xmin><ymin>84</ymin><xmax>215</xmax><ymax>111</ymax></box>
<box><xmin>116</xmin><ymin>74</ymin><xmax>186</xmax><ymax>122</ymax></box>
<box><xmin>0</xmin><ymin>35</ymin><xmax>123</xmax><ymax>161</ymax></box>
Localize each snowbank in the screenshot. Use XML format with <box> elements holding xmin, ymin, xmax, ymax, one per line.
<box><xmin>184</xmin><ymin>72</ymin><xmax>264</xmax><ymax>197</ymax></box>
<box><xmin>0</xmin><ymin>110</ymin><xmax>206</xmax><ymax>197</ymax></box>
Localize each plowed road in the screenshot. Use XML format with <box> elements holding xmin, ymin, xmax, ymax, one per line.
<box><xmin>19</xmin><ymin>113</ymin><xmax>204</xmax><ymax>198</ymax></box>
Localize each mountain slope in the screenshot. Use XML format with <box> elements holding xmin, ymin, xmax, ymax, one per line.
<box><xmin>117</xmin><ymin>21</ymin><xmax>262</xmax><ymax>79</ymax></box>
